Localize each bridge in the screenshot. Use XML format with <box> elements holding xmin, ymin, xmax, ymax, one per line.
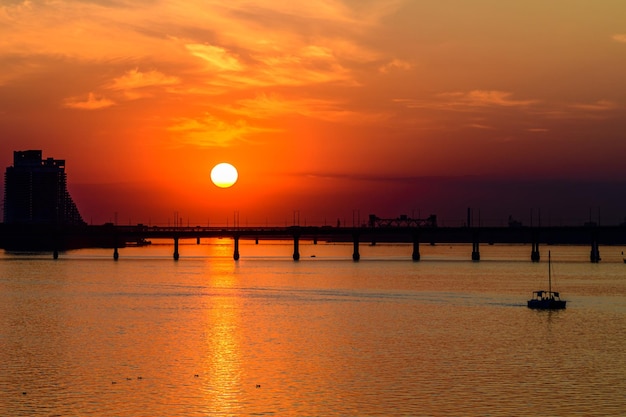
<box><xmin>1</xmin><ymin>222</ymin><xmax>624</xmax><ymax>263</ymax></box>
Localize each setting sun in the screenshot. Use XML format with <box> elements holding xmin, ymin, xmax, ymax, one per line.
<box><xmin>210</xmin><ymin>163</ymin><xmax>238</xmax><ymax>188</ymax></box>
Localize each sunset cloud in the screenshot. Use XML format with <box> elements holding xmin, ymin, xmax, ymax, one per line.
<box><xmin>379</xmin><ymin>59</ymin><xmax>413</xmax><ymax>73</ymax></box>
<box><xmin>394</xmin><ymin>90</ymin><xmax>538</xmax><ymax>112</ymax></box>
<box><xmin>227</xmin><ymin>93</ymin><xmax>384</xmax><ymax>123</ymax></box>
<box><xmin>108</xmin><ymin>69</ymin><xmax>180</xmax><ymax>91</ymax></box>
<box><xmin>612</xmin><ymin>34</ymin><xmax>626</xmax><ymax>43</ymax></box>
<box><xmin>229</xmin><ymin>94</ymin><xmax>313</xmax><ymax>118</ymax></box>
<box><xmin>0</xmin><ymin>1</ymin><xmax>390</xmax><ymax>99</ymax></box>
<box><xmin>185</xmin><ymin>44</ymin><xmax>244</xmax><ymax>71</ymax></box>
<box><xmin>569</xmin><ymin>99</ymin><xmax>619</xmax><ymax>111</ymax></box>
<box><xmin>467</xmin><ymin>123</ymin><xmax>495</xmax><ymax>130</ymax></box>
<box><xmin>441</xmin><ymin>90</ymin><xmax>538</xmax><ymax>108</ymax></box>
<box><xmin>63</xmin><ymin>92</ymin><xmax>115</xmax><ymax>110</ymax></box>
<box><xmin>251</xmin><ymin>44</ymin><xmax>356</xmax><ymax>86</ymax></box>
<box><xmin>167</xmin><ymin>113</ymin><xmax>274</xmax><ymax>147</ymax></box>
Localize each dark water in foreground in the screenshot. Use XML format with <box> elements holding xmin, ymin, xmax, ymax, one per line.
<box><xmin>1</xmin><ymin>242</ymin><xmax>625</xmax><ymax>416</ymax></box>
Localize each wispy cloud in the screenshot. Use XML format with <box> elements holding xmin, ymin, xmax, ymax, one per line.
<box><xmin>185</xmin><ymin>44</ymin><xmax>245</xmax><ymax>71</ymax></box>
<box><xmin>227</xmin><ymin>93</ymin><xmax>387</xmax><ymax>123</ymax></box>
<box><xmin>439</xmin><ymin>90</ymin><xmax>538</xmax><ymax>108</ymax></box>
<box><xmin>612</xmin><ymin>34</ymin><xmax>626</xmax><ymax>43</ymax></box>
<box><xmin>167</xmin><ymin>113</ymin><xmax>276</xmax><ymax>147</ymax></box>
<box><xmin>569</xmin><ymin>99</ymin><xmax>618</xmax><ymax>111</ymax></box>
<box><xmin>250</xmin><ymin>43</ymin><xmax>356</xmax><ymax>87</ymax></box>
<box><xmin>394</xmin><ymin>90</ymin><xmax>538</xmax><ymax>112</ymax></box>
<box><xmin>178</xmin><ymin>40</ymin><xmax>359</xmax><ymax>92</ymax></box>
<box><xmin>379</xmin><ymin>59</ymin><xmax>413</xmax><ymax>74</ymax></box>
<box><xmin>63</xmin><ymin>92</ymin><xmax>115</xmax><ymax>110</ymax></box>
<box><xmin>104</xmin><ymin>68</ymin><xmax>182</xmax><ymax>100</ymax></box>
<box><xmin>467</xmin><ymin>123</ymin><xmax>494</xmax><ymax>130</ymax></box>
<box><xmin>228</xmin><ymin>93</ymin><xmax>316</xmax><ymax>118</ymax></box>
<box><xmin>108</xmin><ymin>68</ymin><xmax>180</xmax><ymax>91</ymax></box>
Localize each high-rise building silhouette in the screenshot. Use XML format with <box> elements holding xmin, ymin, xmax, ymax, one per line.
<box><xmin>3</xmin><ymin>150</ymin><xmax>85</xmax><ymax>225</ymax></box>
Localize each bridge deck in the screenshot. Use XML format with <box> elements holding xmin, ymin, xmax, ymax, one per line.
<box><xmin>1</xmin><ymin>224</ymin><xmax>624</xmax><ymax>262</ymax></box>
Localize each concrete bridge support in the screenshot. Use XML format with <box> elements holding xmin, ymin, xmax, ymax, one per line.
<box><xmin>471</xmin><ymin>232</ymin><xmax>480</xmax><ymax>261</ymax></box>
<box><xmin>531</xmin><ymin>230</ymin><xmax>540</xmax><ymax>262</ymax></box>
<box><xmin>589</xmin><ymin>229</ymin><xmax>601</xmax><ymax>263</ymax></box>
<box><xmin>352</xmin><ymin>232</ymin><xmax>360</xmax><ymax>261</ymax></box>
<box><xmin>173</xmin><ymin>237</ymin><xmax>180</xmax><ymax>260</ymax></box>
<box><xmin>293</xmin><ymin>234</ymin><xmax>300</xmax><ymax>261</ymax></box>
<box><xmin>412</xmin><ymin>232</ymin><xmax>420</xmax><ymax>261</ymax></box>
<box><xmin>531</xmin><ymin>241</ymin><xmax>540</xmax><ymax>262</ymax></box>
<box><xmin>590</xmin><ymin>240</ymin><xmax>601</xmax><ymax>263</ymax></box>
<box><xmin>233</xmin><ymin>236</ymin><xmax>240</xmax><ymax>260</ymax></box>
<box><xmin>112</xmin><ymin>234</ymin><xmax>120</xmax><ymax>260</ymax></box>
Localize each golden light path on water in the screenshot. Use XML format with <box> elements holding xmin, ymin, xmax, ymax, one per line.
<box><xmin>1</xmin><ymin>242</ymin><xmax>626</xmax><ymax>416</ymax></box>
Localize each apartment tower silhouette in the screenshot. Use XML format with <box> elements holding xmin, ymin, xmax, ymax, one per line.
<box><xmin>3</xmin><ymin>150</ymin><xmax>85</xmax><ymax>225</ymax></box>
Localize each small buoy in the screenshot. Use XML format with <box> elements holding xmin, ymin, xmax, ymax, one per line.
<box><xmin>256</xmin><ymin>384</ymin><xmax>261</xmax><ymax>388</ymax></box>
<box><xmin>194</xmin><ymin>374</ymin><xmax>199</xmax><ymax>378</ymax></box>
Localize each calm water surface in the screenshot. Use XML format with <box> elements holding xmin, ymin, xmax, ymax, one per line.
<box><xmin>1</xmin><ymin>241</ymin><xmax>625</xmax><ymax>416</ymax></box>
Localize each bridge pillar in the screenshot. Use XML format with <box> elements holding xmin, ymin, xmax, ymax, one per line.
<box><xmin>113</xmin><ymin>247</ymin><xmax>119</xmax><ymax>261</ymax></box>
<box><xmin>53</xmin><ymin>249</ymin><xmax>59</xmax><ymax>260</ymax></box>
<box><xmin>173</xmin><ymin>237</ymin><xmax>180</xmax><ymax>260</ymax></box>
<box><xmin>531</xmin><ymin>241</ymin><xmax>540</xmax><ymax>262</ymax></box>
<box><xmin>412</xmin><ymin>232</ymin><xmax>420</xmax><ymax>261</ymax></box>
<box><xmin>255</xmin><ymin>238</ymin><xmax>259</xmax><ymax>244</ymax></box>
<box><xmin>471</xmin><ymin>232</ymin><xmax>480</xmax><ymax>261</ymax></box>
<box><xmin>530</xmin><ymin>230</ymin><xmax>540</xmax><ymax>262</ymax></box>
<box><xmin>352</xmin><ymin>232</ymin><xmax>360</xmax><ymax>261</ymax></box>
<box><xmin>196</xmin><ymin>237</ymin><xmax>200</xmax><ymax>245</ymax></box>
<box><xmin>590</xmin><ymin>240</ymin><xmax>601</xmax><ymax>263</ymax></box>
<box><xmin>313</xmin><ymin>237</ymin><xmax>317</xmax><ymax>245</ymax></box>
<box><xmin>233</xmin><ymin>236</ymin><xmax>240</xmax><ymax>260</ymax></box>
<box><xmin>293</xmin><ymin>235</ymin><xmax>300</xmax><ymax>261</ymax></box>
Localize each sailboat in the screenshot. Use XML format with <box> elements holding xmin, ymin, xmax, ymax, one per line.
<box><xmin>527</xmin><ymin>251</ymin><xmax>566</xmax><ymax>310</ymax></box>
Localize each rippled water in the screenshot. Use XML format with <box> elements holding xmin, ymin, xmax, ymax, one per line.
<box><xmin>1</xmin><ymin>241</ymin><xmax>625</xmax><ymax>416</ymax></box>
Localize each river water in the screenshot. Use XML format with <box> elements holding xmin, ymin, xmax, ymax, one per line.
<box><xmin>1</xmin><ymin>241</ymin><xmax>625</xmax><ymax>416</ymax></box>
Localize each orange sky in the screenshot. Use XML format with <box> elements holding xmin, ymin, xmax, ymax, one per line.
<box><xmin>1</xmin><ymin>1</ymin><xmax>626</xmax><ymax>226</ymax></box>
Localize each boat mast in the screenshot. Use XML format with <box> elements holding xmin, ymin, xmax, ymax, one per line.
<box><xmin>548</xmin><ymin>250</ymin><xmax>552</xmax><ymax>295</ymax></box>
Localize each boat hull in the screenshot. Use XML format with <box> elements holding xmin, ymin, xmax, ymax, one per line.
<box><xmin>527</xmin><ymin>299</ymin><xmax>566</xmax><ymax>310</ymax></box>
